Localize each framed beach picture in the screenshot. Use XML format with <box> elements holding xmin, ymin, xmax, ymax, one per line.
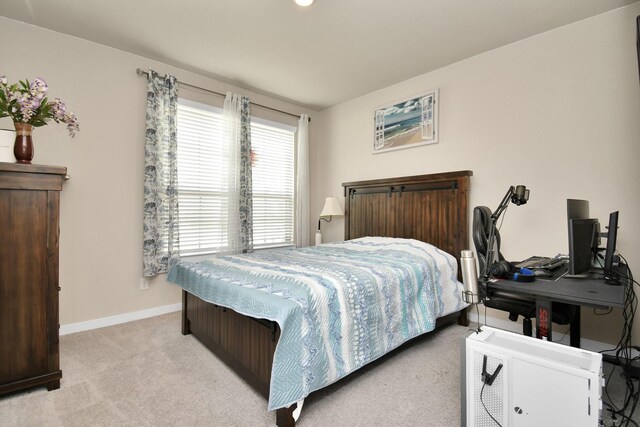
<box><xmin>373</xmin><ymin>89</ymin><xmax>438</xmax><ymax>154</ymax></box>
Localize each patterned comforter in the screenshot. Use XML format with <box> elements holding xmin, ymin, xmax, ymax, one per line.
<box><xmin>167</xmin><ymin>237</ymin><xmax>467</xmax><ymax>410</ymax></box>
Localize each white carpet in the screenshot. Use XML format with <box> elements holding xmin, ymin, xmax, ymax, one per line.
<box><xmin>1</xmin><ymin>312</ymin><xmax>636</xmax><ymax>426</ymax></box>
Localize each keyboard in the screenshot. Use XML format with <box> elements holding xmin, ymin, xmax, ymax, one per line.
<box><xmin>516</xmin><ymin>256</ymin><xmax>568</xmax><ymax>271</ymax></box>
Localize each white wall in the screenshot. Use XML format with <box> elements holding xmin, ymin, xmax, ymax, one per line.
<box><xmin>311</xmin><ymin>4</ymin><xmax>640</xmax><ymax>344</ymax></box>
<box><xmin>2</xmin><ymin>4</ymin><xmax>638</xmax><ymax>344</ymax></box>
<box><xmin>0</xmin><ymin>17</ymin><xmax>312</xmax><ymax>326</ymax></box>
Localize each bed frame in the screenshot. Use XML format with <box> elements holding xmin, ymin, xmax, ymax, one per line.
<box><xmin>181</xmin><ymin>170</ymin><xmax>472</xmax><ymax>426</ymax></box>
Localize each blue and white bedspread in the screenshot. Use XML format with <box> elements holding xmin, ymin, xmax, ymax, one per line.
<box><xmin>167</xmin><ymin>236</ymin><xmax>467</xmax><ymax>410</ymax></box>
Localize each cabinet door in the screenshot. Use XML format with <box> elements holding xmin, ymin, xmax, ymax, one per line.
<box><xmin>0</xmin><ymin>189</ymin><xmax>49</xmax><ymax>381</ymax></box>
<box><xmin>511</xmin><ymin>358</ymin><xmax>596</xmax><ymax>426</ymax></box>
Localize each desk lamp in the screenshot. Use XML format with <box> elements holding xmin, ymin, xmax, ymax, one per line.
<box><xmin>462</xmin><ymin>185</ymin><xmax>530</xmax><ymax>304</ymax></box>
<box><xmin>480</xmin><ymin>185</ymin><xmax>529</xmax><ymax>284</ymax></box>
<box><xmin>315</xmin><ymin>196</ymin><xmax>344</xmax><ymax>245</ymax></box>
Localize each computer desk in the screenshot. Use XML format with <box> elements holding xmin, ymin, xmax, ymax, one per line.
<box><xmin>484</xmin><ymin>265</ymin><xmax>627</xmax><ymax>348</ymax></box>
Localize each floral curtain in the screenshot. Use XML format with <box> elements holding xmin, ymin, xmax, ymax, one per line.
<box><xmin>143</xmin><ymin>70</ymin><xmax>180</xmax><ymax>277</ymax></box>
<box><xmin>295</xmin><ymin>114</ymin><xmax>310</xmax><ymax>247</ymax></box>
<box><xmin>223</xmin><ymin>92</ymin><xmax>253</xmax><ymax>254</ymax></box>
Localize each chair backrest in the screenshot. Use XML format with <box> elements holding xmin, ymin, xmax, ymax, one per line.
<box><xmin>472</xmin><ymin>206</ymin><xmax>505</xmax><ymax>274</ymax></box>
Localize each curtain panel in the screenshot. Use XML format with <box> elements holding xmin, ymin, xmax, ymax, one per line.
<box><xmin>223</xmin><ymin>92</ymin><xmax>254</xmax><ymax>254</ymax></box>
<box><xmin>295</xmin><ymin>114</ymin><xmax>310</xmax><ymax>247</ymax></box>
<box><xmin>143</xmin><ymin>70</ymin><xmax>180</xmax><ymax>277</ymax></box>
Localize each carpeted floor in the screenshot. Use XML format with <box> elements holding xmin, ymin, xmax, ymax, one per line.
<box><xmin>0</xmin><ymin>312</ymin><xmax>637</xmax><ymax>426</ymax></box>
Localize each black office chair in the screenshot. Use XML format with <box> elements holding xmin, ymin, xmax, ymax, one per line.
<box><xmin>473</xmin><ymin>206</ymin><xmax>574</xmax><ymax>337</ymax></box>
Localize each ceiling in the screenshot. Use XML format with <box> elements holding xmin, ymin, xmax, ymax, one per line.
<box><xmin>1</xmin><ymin>0</ymin><xmax>636</xmax><ymax>110</ymax></box>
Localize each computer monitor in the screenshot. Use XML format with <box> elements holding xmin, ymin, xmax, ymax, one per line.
<box><xmin>567</xmin><ymin>199</ymin><xmax>589</xmax><ymax>221</ymax></box>
<box><xmin>603</xmin><ymin>211</ymin><xmax>620</xmax><ymax>285</ymax></box>
<box><xmin>567</xmin><ymin>199</ymin><xmax>597</xmax><ymax>275</ymax></box>
<box><xmin>568</xmin><ymin>218</ymin><xmax>599</xmax><ymax>275</ymax></box>
<box><xmin>567</xmin><ymin>199</ymin><xmax>601</xmax><ymax>249</ymax></box>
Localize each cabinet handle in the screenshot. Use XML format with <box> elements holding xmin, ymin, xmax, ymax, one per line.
<box><xmin>58</xmin><ymin>286</ymin><xmax>61</xmax><ymax>291</ymax></box>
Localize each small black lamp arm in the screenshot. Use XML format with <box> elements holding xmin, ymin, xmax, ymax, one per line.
<box><xmin>480</xmin><ymin>185</ymin><xmax>530</xmax><ymax>282</ymax></box>
<box><xmin>317</xmin><ymin>216</ymin><xmax>334</xmax><ymax>231</ymax></box>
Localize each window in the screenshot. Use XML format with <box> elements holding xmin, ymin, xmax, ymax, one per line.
<box><xmin>176</xmin><ymin>98</ymin><xmax>295</xmax><ymax>256</ymax></box>
<box><xmin>251</xmin><ymin>118</ymin><xmax>295</xmax><ymax>249</ymax></box>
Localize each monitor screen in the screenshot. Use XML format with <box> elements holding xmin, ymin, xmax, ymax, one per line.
<box><xmin>568</xmin><ymin>218</ymin><xmax>599</xmax><ymax>275</ymax></box>
<box><xmin>567</xmin><ymin>199</ymin><xmax>589</xmax><ymax>221</ymax></box>
<box><xmin>604</xmin><ymin>211</ymin><xmax>620</xmax><ymax>284</ymax></box>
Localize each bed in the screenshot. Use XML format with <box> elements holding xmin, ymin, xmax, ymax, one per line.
<box><xmin>168</xmin><ymin>170</ymin><xmax>472</xmax><ymax>426</ymax></box>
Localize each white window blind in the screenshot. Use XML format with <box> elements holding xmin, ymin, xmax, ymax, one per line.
<box><xmin>176</xmin><ymin>99</ymin><xmax>295</xmax><ymax>256</ymax></box>
<box><xmin>176</xmin><ymin>100</ymin><xmax>227</xmax><ymax>255</ymax></box>
<box><xmin>251</xmin><ymin>119</ymin><xmax>295</xmax><ymax>249</ymax></box>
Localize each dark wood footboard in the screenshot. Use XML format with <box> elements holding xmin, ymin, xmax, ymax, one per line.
<box><xmin>182</xmin><ymin>289</ymin><xmax>296</xmax><ymax>426</ymax></box>
<box><xmin>182</xmin><ymin>289</ymin><xmax>278</xmax><ymax>398</ymax></box>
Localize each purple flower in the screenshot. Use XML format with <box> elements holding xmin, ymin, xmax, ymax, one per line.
<box><xmin>16</xmin><ymin>95</ymin><xmax>36</xmax><ymax>122</ymax></box>
<box><xmin>62</xmin><ymin>111</ymin><xmax>79</xmax><ymax>138</ymax></box>
<box><xmin>30</xmin><ymin>78</ymin><xmax>48</xmax><ymax>97</ymax></box>
<box><xmin>50</xmin><ymin>98</ymin><xmax>67</xmax><ymax>121</ymax></box>
<box><xmin>0</xmin><ymin>75</ymin><xmax>78</xmax><ymax>137</ymax></box>
<box><xmin>9</xmin><ymin>90</ymin><xmax>20</xmax><ymax>102</ymax></box>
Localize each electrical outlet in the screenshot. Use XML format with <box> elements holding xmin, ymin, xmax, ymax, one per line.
<box><xmin>139</xmin><ymin>277</ymin><xmax>149</xmax><ymax>290</ymax></box>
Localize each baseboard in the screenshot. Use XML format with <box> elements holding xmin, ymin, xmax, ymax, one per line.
<box><xmin>467</xmin><ymin>310</ymin><xmax>637</xmax><ymax>357</ymax></box>
<box><xmin>60</xmin><ymin>303</ymin><xmax>182</xmax><ymax>336</ymax></box>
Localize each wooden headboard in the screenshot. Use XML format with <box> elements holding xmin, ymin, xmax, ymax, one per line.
<box><xmin>342</xmin><ymin>170</ymin><xmax>472</xmax><ymax>266</ymax></box>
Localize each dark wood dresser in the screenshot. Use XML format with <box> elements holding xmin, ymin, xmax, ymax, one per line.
<box><xmin>0</xmin><ymin>162</ymin><xmax>67</xmax><ymax>394</ymax></box>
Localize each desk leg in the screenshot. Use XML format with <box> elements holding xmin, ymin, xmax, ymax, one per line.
<box><xmin>536</xmin><ymin>298</ymin><xmax>552</xmax><ymax>342</ymax></box>
<box><xmin>570</xmin><ymin>305</ymin><xmax>581</xmax><ymax>348</ymax></box>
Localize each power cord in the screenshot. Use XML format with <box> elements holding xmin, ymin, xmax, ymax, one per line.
<box><xmin>480</xmin><ymin>381</ymin><xmax>503</xmax><ymax>427</ymax></box>
<box><xmin>595</xmin><ymin>306</ymin><xmax>614</xmax><ymax>316</ymax></box>
<box><xmin>599</xmin><ymin>254</ymin><xmax>638</xmax><ymax>426</ymax></box>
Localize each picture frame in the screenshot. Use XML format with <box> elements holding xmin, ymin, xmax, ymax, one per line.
<box><xmin>0</xmin><ymin>129</ymin><xmax>15</xmax><ymax>163</ymax></box>
<box><xmin>373</xmin><ymin>89</ymin><xmax>438</xmax><ymax>154</ymax></box>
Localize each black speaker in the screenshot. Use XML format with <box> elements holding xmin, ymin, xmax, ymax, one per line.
<box><xmin>490</xmin><ymin>261</ymin><xmax>536</xmax><ymax>283</ymax></box>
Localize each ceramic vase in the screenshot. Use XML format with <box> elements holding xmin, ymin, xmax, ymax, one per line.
<box><xmin>13</xmin><ymin>122</ymin><xmax>34</xmax><ymax>164</ymax></box>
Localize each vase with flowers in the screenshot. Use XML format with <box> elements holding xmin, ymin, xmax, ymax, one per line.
<box><xmin>0</xmin><ymin>76</ymin><xmax>79</xmax><ymax>164</ymax></box>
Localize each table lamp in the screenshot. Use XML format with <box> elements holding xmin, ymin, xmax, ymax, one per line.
<box><xmin>315</xmin><ymin>196</ymin><xmax>344</xmax><ymax>245</ymax></box>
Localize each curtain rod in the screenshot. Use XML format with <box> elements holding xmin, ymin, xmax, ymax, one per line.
<box><xmin>136</xmin><ymin>68</ymin><xmax>307</xmax><ymax>121</ymax></box>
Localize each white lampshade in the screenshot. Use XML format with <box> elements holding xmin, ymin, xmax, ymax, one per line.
<box><xmin>320</xmin><ymin>197</ymin><xmax>343</xmax><ymax>218</ymax></box>
<box><xmin>295</xmin><ymin>0</ymin><xmax>314</xmax><ymax>6</ymax></box>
